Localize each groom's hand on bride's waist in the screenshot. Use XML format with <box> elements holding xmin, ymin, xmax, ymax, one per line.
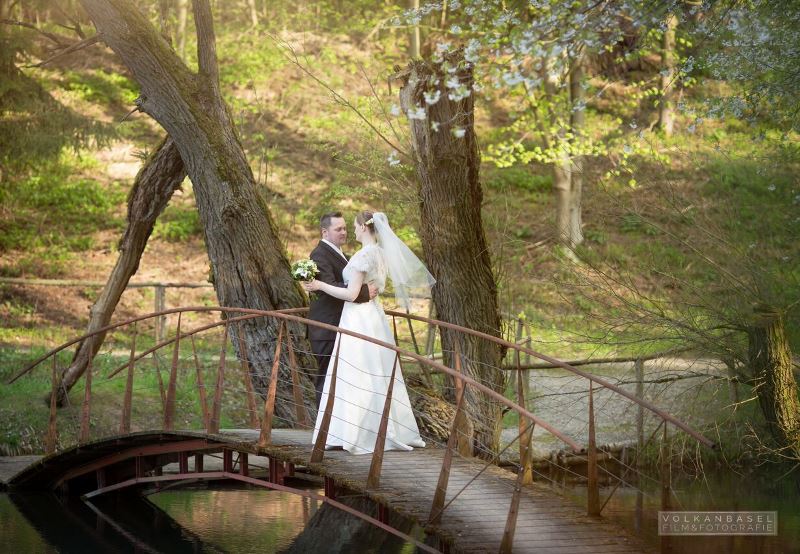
<box><xmin>368</xmin><ymin>283</ymin><xmax>378</xmax><ymax>300</ymax></box>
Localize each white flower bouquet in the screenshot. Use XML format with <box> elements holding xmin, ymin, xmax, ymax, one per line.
<box><xmin>291</xmin><ymin>259</ymin><xmax>319</xmax><ymax>281</ymax></box>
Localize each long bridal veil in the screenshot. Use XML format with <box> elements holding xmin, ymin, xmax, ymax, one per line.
<box><xmin>371</xmin><ymin>212</ymin><xmax>436</xmax><ymax>310</ymax></box>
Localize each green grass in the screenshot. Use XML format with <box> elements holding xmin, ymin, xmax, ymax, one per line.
<box><xmin>0</xmin><ymin>341</ymin><xmax>257</xmax><ymax>455</ymax></box>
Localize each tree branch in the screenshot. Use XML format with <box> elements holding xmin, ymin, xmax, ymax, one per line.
<box><xmin>192</xmin><ymin>0</ymin><xmax>219</xmax><ymax>88</ymax></box>
<box><xmin>1</xmin><ymin>19</ymin><xmax>71</xmax><ymax>46</ymax></box>
<box><xmin>267</xmin><ymin>32</ymin><xmax>411</xmax><ymax>159</ymax></box>
<box><xmin>27</xmin><ymin>34</ymin><xmax>100</xmax><ymax>68</ymax></box>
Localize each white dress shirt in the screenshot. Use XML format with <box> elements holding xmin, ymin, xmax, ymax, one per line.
<box><xmin>321</xmin><ymin>239</ymin><xmax>348</xmax><ymax>262</ymax></box>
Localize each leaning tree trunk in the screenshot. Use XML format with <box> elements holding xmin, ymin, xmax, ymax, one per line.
<box><xmin>399</xmin><ymin>51</ymin><xmax>505</xmax><ymax>457</ymax></box>
<box><xmin>58</xmin><ymin>136</ymin><xmax>185</xmax><ymax>402</ymax></box>
<box><xmin>79</xmin><ymin>0</ymin><xmax>316</xmax><ymax>424</ymax></box>
<box><xmin>748</xmin><ymin>308</ymin><xmax>800</xmax><ymax>459</ymax></box>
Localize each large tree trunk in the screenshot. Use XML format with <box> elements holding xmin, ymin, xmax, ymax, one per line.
<box><xmin>657</xmin><ymin>12</ymin><xmax>677</xmax><ymax>136</ymax></box>
<box><xmin>58</xmin><ymin>137</ymin><xmax>185</xmax><ymax>402</ymax></box>
<box><xmin>749</xmin><ymin>309</ymin><xmax>800</xmax><ymax>459</ymax></box>
<box><xmin>399</xmin><ymin>52</ymin><xmax>505</xmax><ymax>457</ymax></box>
<box><xmin>79</xmin><ymin>0</ymin><xmax>316</xmax><ymax>424</ymax></box>
<box><xmin>568</xmin><ymin>55</ymin><xmax>585</xmax><ymax>249</ymax></box>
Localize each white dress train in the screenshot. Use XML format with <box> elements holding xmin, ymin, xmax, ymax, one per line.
<box><xmin>311</xmin><ymin>244</ymin><xmax>426</xmax><ymax>455</ymax></box>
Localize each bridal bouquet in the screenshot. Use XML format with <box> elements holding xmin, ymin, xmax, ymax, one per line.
<box><xmin>292</xmin><ymin>259</ymin><xmax>320</xmax><ymax>300</ymax></box>
<box><xmin>291</xmin><ymin>259</ymin><xmax>319</xmax><ymax>281</ymax></box>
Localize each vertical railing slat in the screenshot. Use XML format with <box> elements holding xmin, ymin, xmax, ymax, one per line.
<box><xmin>310</xmin><ymin>337</ymin><xmax>341</xmax><ymax>463</ymax></box>
<box><xmin>429</xmin><ymin>341</ymin><xmax>466</xmax><ymax>525</ymax></box>
<box><xmin>661</xmin><ymin>423</ymin><xmax>671</xmax><ymax>554</ymax></box>
<box><xmin>516</xmin><ymin>354</ymin><xmax>533</xmax><ymax>485</ymax></box>
<box><xmin>285</xmin><ymin>329</ymin><xmax>310</xmax><ymax>428</ymax></box>
<box><xmin>238</xmin><ymin>321</ymin><xmax>260</xmax><ymax>428</ymax></box>
<box><xmin>499</xmin><ymin>467</ymin><xmax>524</xmax><ymax>553</ymax></box>
<box><xmin>79</xmin><ymin>356</ymin><xmax>93</xmax><ymax>444</ymax></box>
<box><xmin>587</xmin><ymin>382</ymin><xmax>600</xmax><ymax>516</ymax></box>
<box><xmin>190</xmin><ymin>334</ymin><xmax>210</xmax><ymax>430</ymax></box>
<box><xmin>208</xmin><ymin>322</ymin><xmax>228</xmax><ymax>435</ymax></box>
<box><xmin>45</xmin><ymin>355</ymin><xmax>59</xmax><ymax>455</ymax></box>
<box><xmin>258</xmin><ymin>321</ymin><xmax>284</xmax><ymax>447</ymax></box>
<box><xmin>163</xmin><ymin>312</ymin><xmax>182</xmax><ymax>430</ymax></box>
<box><xmin>120</xmin><ymin>323</ymin><xmax>137</xmax><ymax>434</ymax></box>
<box><xmin>367</xmin><ymin>352</ymin><xmax>399</xmax><ymax>489</ymax></box>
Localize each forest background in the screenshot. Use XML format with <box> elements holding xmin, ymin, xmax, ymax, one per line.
<box><xmin>0</xmin><ymin>0</ymin><xmax>798</xmax><ymax>465</ymax></box>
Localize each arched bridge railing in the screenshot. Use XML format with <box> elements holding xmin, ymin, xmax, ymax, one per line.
<box><xmin>8</xmin><ymin>305</ymin><xmax>715</xmax><ymax>553</ymax></box>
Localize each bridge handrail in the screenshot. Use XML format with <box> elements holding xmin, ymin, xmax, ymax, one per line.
<box><xmin>383</xmin><ymin>309</ymin><xmax>716</xmax><ymax>450</ymax></box>
<box><xmin>8</xmin><ymin>305</ymin><xmax>581</xmax><ymax>452</ymax></box>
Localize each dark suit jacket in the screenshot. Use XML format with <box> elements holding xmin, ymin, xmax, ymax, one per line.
<box><xmin>308</xmin><ymin>241</ymin><xmax>370</xmax><ymax>342</ymax></box>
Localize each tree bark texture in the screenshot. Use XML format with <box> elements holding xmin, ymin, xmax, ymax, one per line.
<box><xmin>748</xmin><ymin>309</ymin><xmax>800</xmax><ymax>459</ymax></box>
<box><xmin>399</xmin><ymin>51</ymin><xmax>505</xmax><ymax>457</ymax></box>
<box><xmin>543</xmin><ymin>56</ymin><xmax>574</xmax><ymax>251</ymax></box>
<box><xmin>59</xmin><ymin>136</ymin><xmax>185</xmax><ymax>402</ymax></box>
<box><xmin>568</xmin><ymin>55</ymin><xmax>585</xmax><ymax>249</ymax></box>
<box><xmin>657</xmin><ymin>12</ymin><xmax>677</xmax><ymax>136</ymax></box>
<box><xmin>79</xmin><ymin>0</ymin><xmax>316</xmax><ymax>425</ymax></box>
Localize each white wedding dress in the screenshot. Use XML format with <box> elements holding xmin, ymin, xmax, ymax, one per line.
<box><xmin>311</xmin><ymin>243</ymin><xmax>426</xmax><ymax>455</ymax></box>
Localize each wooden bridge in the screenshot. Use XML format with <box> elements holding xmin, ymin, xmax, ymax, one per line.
<box><xmin>4</xmin><ymin>307</ymin><xmax>716</xmax><ymax>553</ymax></box>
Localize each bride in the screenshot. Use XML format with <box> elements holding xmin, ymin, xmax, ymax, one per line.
<box><xmin>302</xmin><ymin>211</ymin><xmax>434</xmax><ymax>455</ymax></box>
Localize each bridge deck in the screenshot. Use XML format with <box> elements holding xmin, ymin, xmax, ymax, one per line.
<box><xmin>5</xmin><ymin>429</ymin><xmax>650</xmax><ymax>553</ymax></box>
<box><xmin>224</xmin><ymin>429</ymin><xmax>649</xmax><ymax>553</ymax></box>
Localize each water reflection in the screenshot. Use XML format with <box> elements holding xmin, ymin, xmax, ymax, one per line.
<box><xmin>3</xmin><ymin>491</ymin><xmax>219</xmax><ymax>553</ymax></box>
<box><xmin>2</xmin><ymin>484</ymin><xmax>429</xmax><ymax>553</ymax></box>
<box><xmin>560</xmin><ymin>467</ymin><xmax>800</xmax><ymax>553</ymax></box>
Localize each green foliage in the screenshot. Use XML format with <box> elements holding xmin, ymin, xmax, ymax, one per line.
<box><xmin>60</xmin><ymin>69</ymin><xmax>138</xmax><ymax>106</ymax></box>
<box><xmin>619</xmin><ymin>213</ymin><xmax>659</xmax><ymax>235</ymax></box>
<box><xmin>152</xmin><ymin>204</ymin><xmax>203</xmax><ymax>243</ymax></box>
<box><xmin>485</xmin><ymin>166</ymin><xmax>552</xmax><ymax>192</ymax></box>
<box><xmin>0</xmin><ymin>71</ymin><xmax>115</xmax><ymax>169</ymax></box>
<box><xmin>0</xmin><ymin>152</ymin><xmax>124</xmax><ymax>276</ymax></box>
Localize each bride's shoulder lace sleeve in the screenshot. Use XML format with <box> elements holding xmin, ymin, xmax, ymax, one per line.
<box><xmin>348</xmin><ymin>248</ymin><xmax>372</xmax><ymax>273</ymax></box>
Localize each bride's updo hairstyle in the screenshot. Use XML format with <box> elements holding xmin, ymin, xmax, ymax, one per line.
<box><xmin>356</xmin><ymin>210</ymin><xmax>376</xmax><ymax>235</ymax></box>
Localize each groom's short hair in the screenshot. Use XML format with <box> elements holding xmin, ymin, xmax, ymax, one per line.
<box><xmin>320</xmin><ymin>211</ymin><xmax>343</xmax><ymax>230</ymax></box>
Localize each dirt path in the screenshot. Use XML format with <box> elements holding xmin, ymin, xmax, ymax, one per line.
<box><xmin>503</xmin><ymin>357</ymin><xmax>734</xmax><ymax>456</ymax></box>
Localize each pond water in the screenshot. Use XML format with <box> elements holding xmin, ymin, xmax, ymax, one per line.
<box><xmin>560</xmin><ymin>466</ymin><xmax>800</xmax><ymax>553</ymax></box>
<box><xmin>0</xmin><ymin>482</ymin><xmax>429</xmax><ymax>553</ymax></box>
<box><xmin>3</xmin><ymin>464</ymin><xmax>799</xmax><ymax>553</ymax></box>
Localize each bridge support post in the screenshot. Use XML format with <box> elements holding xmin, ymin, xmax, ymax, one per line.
<box><xmin>268</xmin><ymin>455</ymin><xmax>284</xmax><ymax>485</ymax></box>
<box><xmin>239</xmin><ymin>452</ymin><xmax>249</xmax><ymax>477</ymax></box>
<box><xmin>324</xmin><ymin>476</ymin><xmax>336</xmax><ymax>500</ymax></box>
<box><xmin>195</xmin><ymin>453</ymin><xmax>204</xmax><ymax>473</ymax></box>
<box><xmin>223</xmin><ymin>449</ymin><xmax>233</xmax><ymax>472</ymax></box>
<box><xmin>178</xmin><ymin>451</ymin><xmax>189</xmax><ymax>474</ymax></box>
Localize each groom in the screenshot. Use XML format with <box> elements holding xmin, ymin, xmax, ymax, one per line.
<box><xmin>308</xmin><ymin>212</ymin><xmax>376</xmax><ymax>405</ymax></box>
